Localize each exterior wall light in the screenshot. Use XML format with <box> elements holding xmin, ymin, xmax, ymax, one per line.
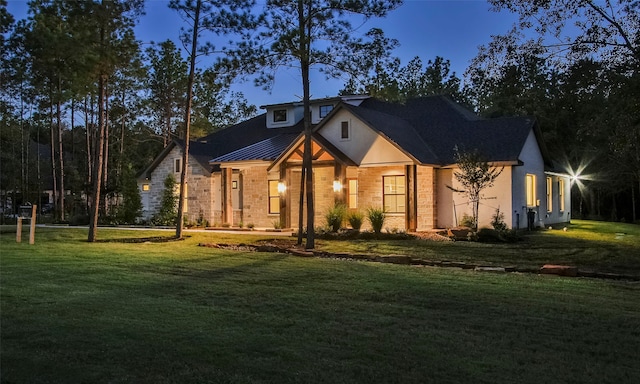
<box><xmin>277</xmin><ymin>181</ymin><xmax>286</xmax><ymax>194</ymax></box>
<box><xmin>333</xmin><ymin>180</ymin><xmax>342</xmax><ymax>193</ymax></box>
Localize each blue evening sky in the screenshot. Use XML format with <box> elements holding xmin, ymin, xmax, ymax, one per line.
<box><xmin>6</xmin><ymin>0</ymin><xmax>519</xmax><ymax>108</ymax></box>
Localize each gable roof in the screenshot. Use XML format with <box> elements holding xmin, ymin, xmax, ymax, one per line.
<box><xmin>331</xmin><ymin>96</ymin><xmax>543</xmax><ymax>166</ymax></box>
<box><xmin>142</xmin><ymin>95</ymin><xmax>551</xmax><ymax>176</ymax></box>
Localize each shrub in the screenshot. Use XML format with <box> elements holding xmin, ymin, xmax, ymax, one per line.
<box><xmin>491</xmin><ymin>208</ymin><xmax>508</xmax><ymax>231</ymax></box>
<box><xmin>247</xmin><ymin>223</ymin><xmax>255</xmax><ymax>229</ymax></box>
<box><xmin>367</xmin><ymin>207</ymin><xmax>386</xmax><ymax>234</ymax></box>
<box><xmin>459</xmin><ymin>213</ymin><xmax>474</xmax><ymax>228</ymax></box>
<box><xmin>272</xmin><ymin>220</ymin><xmax>282</xmax><ymax>229</ymax></box>
<box><xmin>325</xmin><ymin>204</ymin><xmax>346</xmax><ymax>232</ymax></box>
<box><xmin>347</xmin><ymin>210</ymin><xmax>364</xmax><ymax>231</ymax></box>
<box><xmin>477</xmin><ymin>228</ymin><xmax>521</xmax><ymax>243</ymax></box>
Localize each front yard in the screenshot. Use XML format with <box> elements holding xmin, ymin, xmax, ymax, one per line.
<box><xmin>1</xmin><ymin>220</ymin><xmax>639</xmax><ymax>383</ymax></box>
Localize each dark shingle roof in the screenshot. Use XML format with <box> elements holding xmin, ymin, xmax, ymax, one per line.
<box><xmin>145</xmin><ymin>95</ymin><xmax>545</xmax><ymax>174</ymax></box>
<box><xmin>352</xmin><ymin>96</ymin><xmax>538</xmax><ymax>165</ymax></box>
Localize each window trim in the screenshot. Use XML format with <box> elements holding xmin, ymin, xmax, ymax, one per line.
<box><xmin>268</xmin><ymin>180</ymin><xmax>280</xmax><ymax>214</ymax></box>
<box><xmin>340</xmin><ymin>121</ymin><xmax>350</xmax><ymax>140</ymax></box>
<box><xmin>273</xmin><ymin>109</ymin><xmax>287</xmax><ymax>123</ymax></box>
<box><xmin>546</xmin><ymin>177</ymin><xmax>553</xmax><ymax>212</ymax></box>
<box><xmin>319</xmin><ymin>104</ymin><xmax>333</xmax><ymax>118</ymax></box>
<box><xmin>347</xmin><ymin>178</ymin><xmax>358</xmax><ymax>210</ymax></box>
<box><xmin>526</xmin><ymin>173</ymin><xmax>537</xmax><ymax>207</ymax></box>
<box><xmin>559</xmin><ymin>179</ymin><xmax>565</xmax><ymax>212</ymax></box>
<box><xmin>383</xmin><ymin>175</ymin><xmax>406</xmax><ymax>214</ymax></box>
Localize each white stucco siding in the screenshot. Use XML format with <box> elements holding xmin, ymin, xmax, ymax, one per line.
<box><xmin>436</xmin><ymin>166</ymin><xmax>513</xmax><ymax>229</ymax></box>
<box><xmin>512</xmin><ymin>129</ymin><xmax>546</xmax><ymax>229</ymax></box>
<box><xmin>318</xmin><ymin>109</ymin><xmax>413</xmax><ymax>166</ymax></box>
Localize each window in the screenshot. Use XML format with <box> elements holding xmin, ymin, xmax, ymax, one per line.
<box><xmin>142</xmin><ymin>184</ymin><xmax>150</xmax><ymax>192</ymax></box>
<box><xmin>174</xmin><ymin>158</ymin><xmax>181</xmax><ymax>173</ymax></box>
<box><xmin>341</xmin><ymin>121</ymin><xmax>350</xmax><ymax>140</ymax></box>
<box><xmin>273</xmin><ymin>109</ymin><xmax>287</xmax><ymax>122</ymax></box>
<box><xmin>268</xmin><ymin>180</ymin><xmax>280</xmax><ymax>214</ymax></box>
<box><xmin>546</xmin><ymin>177</ymin><xmax>553</xmax><ymax>212</ymax></box>
<box><xmin>347</xmin><ymin>179</ymin><xmax>358</xmax><ymax>209</ymax></box>
<box><xmin>526</xmin><ymin>174</ymin><xmax>537</xmax><ymax>207</ymax></box>
<box><xmin>559</xmin><ymin>179</ymin><xmax>565</xmax><ymax>211</ymax></box>
<box><xmin>383</xmin><ymin>175</ymin><xmax>405</xmax><ymax>213</ymax></box>
<box><xmin>319</xmin><ymin>104</ymin><xmax>333</xmax><ymax>118</ymax></box>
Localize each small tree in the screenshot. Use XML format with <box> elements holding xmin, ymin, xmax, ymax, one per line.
<box><xmin>450</xmin><ymin>147</ymin><xmax>503</xmax><ymax>231</ymax></box>
<box><xmin>116</xmin><ymin>166</ymin><xmax>142</xmax><ymax>224</ymax></box>
<box><xmin>152</xmin><ymin>174</ymin><xmax>178</xmax><ymax>226</ymax></box>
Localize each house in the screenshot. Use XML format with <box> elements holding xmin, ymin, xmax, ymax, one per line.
<box><xmin>138</xmin><ymin>95</ymin><xmax>571</xmax><ymax>230</ymax></box>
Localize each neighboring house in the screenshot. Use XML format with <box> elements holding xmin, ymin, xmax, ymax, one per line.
<box><xmin>138</xmin><ymin>95</ymin><xmax>571</xmax><ymax>230</ymax></box>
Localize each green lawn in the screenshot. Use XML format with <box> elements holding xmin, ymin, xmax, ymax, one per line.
<box><xmin>316</xmin><ymin>220</ymin><xmax>640</xmax><ymax>274</ymax></box>
<box><xmin>1</xmin><ymin>222</ymin><xmax>640</xmax><ymax>383</ymax></box>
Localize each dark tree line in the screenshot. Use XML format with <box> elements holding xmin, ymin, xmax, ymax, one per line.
<box><xmin>0</xmin><ymin>0</ymin><xmax>255</xmax><ymax>237</ymax></box>
<box><xmin>1</xmin><ymin>0</ymin><xmax>637</xmax><ymax>238</ymax></box>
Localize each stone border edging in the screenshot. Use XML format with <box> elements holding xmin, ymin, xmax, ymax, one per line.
<box><xmin>198</xmin><ymin>243</ymin><xmax>640</xmax><ymax>281</ymax></box>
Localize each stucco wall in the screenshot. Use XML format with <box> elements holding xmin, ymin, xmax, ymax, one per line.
<box><xmin>318</xmin><ymin>109</ymin><xmax>413</xmax><ymax>166</ymax></box>
<box><xmin>436</xmin><ymin>166</ymin><xmax>513</xmax><ymax>229</ymax></box>
<box><xmin>512</xmin><ymin>130</ymin><xmax>546</xmax><ymax>229</ymax></box>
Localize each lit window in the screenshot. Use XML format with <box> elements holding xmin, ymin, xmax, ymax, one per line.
<box><xmin>268</xmin><ymin>180</ymin><xmax>280</xmax><ymax>214</ymax></box>
<box><xmin>383</xmin><ymin>175</ymin><xmax>405</xmax><ymax>213</ymax></box>
<box><xmin>526</xmin><ymin>174</ymin><xmax>537</xmax><ymax>207</ymax></box>
<box><xmin>174</xmin><ymin>158</ymin><xmax>181</xmax><ymax>173</ymax></box>
<box><xmin>319</xmin><ymin>105</ymin><xmax>333</xmax><ymax>118</ymax></box>
<box><xmin>142</xmin><ymin>184</ymin><xmax>150</xmax><ymax>192</ymax></box>
<box><xmin>546</xmin><ymin>177</ymin><xmax>553</xmax><ymax>212</ymax></box>
<box><xmin>348</xmin><ymin>179</ymin><xmax>358</xmax><ymax>209</ymax></box>
<box><xmin>273</xmin><ymin>109</ymin><xmax>287</xmax><ymax>122</ymax></box>
<box><xmin>559</xmin><ymin>179</ymin><xmax>565</xmax><ymax>211</ymax></box>
<box><xmin>341</xmin><ymin>121</ymin><xmax>350</xmax><ymax>140</ymax></box>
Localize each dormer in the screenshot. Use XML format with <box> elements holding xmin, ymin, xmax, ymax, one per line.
<box><xmin>261</xmin><ymin>95</ymin><xmax>370</xmax><ymax>128</ymax></box>
<box><xmin>263</xmin><ymin>102</ymin><xmax>304</xmax><ymax>129</ymax></box>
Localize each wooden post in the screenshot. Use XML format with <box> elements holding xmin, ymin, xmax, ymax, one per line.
<box><xmin>29</xmin><ymin>204</ymin><xmax>37</xmax><ymax>244</ymax></box>
<box><xmin>405</xmin><ymin>165</ymin><xmax>417</xmax><ymax>232</ymax></box>
<box><xmin>222</xmin><ymin>168</ymin><xmax>233</xmax><ymax>226</ymax></box>
<box><xmin>16</xmin><ymin>217</ymin><xmax>22</xmax><ymax>243</ymax></box>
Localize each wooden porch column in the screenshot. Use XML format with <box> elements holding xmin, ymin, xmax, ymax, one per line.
<box><xmin>279</xmin><ymin>163</ymin><xmax>290</xmax><ymax>229</ymax></box>
<box><xmin>405</xmin><ymin>164</ymin><xmax>417</xmax><ymax>232</ymax></box>
<box><xmin>222</xmin><ymin>168</ymin><xmax>233</xmax><ymax>226</ymax></box>
<box><xmin>334</xmin><ymin>163</ymin><xmax>346</xmax><ymax>205</ymax></box>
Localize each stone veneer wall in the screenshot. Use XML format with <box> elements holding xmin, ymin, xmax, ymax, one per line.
<box><xmin>354</xmin><ymin>165</ymin><xmax>406</xmax><ymax>231</ymax></box>
<box><xmin>416</xmin><ymin>165</ymin><xmax>436</xmax><ymax>230</ymax></box>
<box><xmin>238</xmin><ymin>165</ymin><xmax>278</xmax><ymax>228</ymax></box>
<box><xmin>140</xmin><ymin>146</ymin><xmax>215</xmax><ymax>225</ymax></box>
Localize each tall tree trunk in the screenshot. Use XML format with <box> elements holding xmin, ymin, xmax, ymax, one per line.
<box><xmin>118</xmin><ymin>89</ymin><xmax>125</xmax><ymax>180</ymax></box>
<box><xmin>49</xmin><ymin>91</ymin><xmax>58</xmax><ymax>220</ymax></box>
<box><xmin>176</xmin><ymin>0</ymin><xmax>200</xmax><ymax>238</ymax></box>
<box><xmin>88</xmin><ymin>73</ymin><xmax>108</xmax><ymax>242</ymax></box>
<box><xmin>57</xmin><ymin>80</ymin><xmax>65</xmax><ymax>221</ymax></box>
<box><xmin>102</xmin><ymin>83</ymin><xmax>110</xmax><ymax>215</ymax></box>
<box><xmin>85</xmin><ymin>95</ymin><xmax>92</xmax><ymax>186</ymax></box>
<box><xmin>299</xmin><ymin>0</ymin><xmax>314</xmax><ymax>249</ymax></box>
<box><xmin>296</xmin><ymin>166</ymin><xmax>305</xmax><ymax>245</ymax></box>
